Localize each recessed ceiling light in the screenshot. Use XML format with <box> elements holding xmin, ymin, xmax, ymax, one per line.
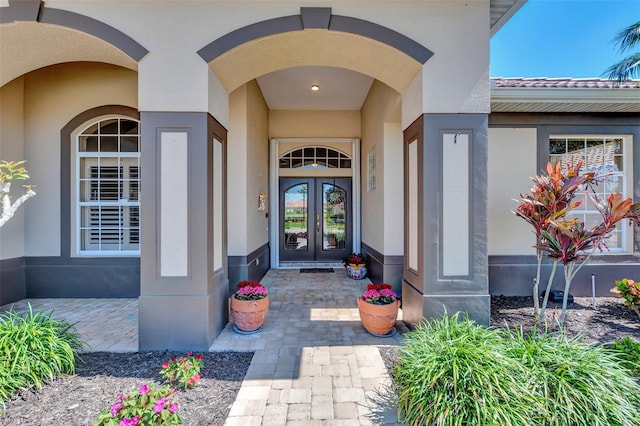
<box><xmin>311</xmin><ymin>84</ymin><xmax>320</xmax><ymax>91</ymax></box>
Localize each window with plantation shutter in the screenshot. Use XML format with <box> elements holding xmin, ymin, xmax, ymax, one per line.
<box><xmin>77</xmin><ymin>118</ymin><xmax>140</xmax><ymax>254</ymax></box>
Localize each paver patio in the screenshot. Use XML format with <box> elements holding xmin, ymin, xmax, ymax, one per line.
<box><xmin>1</xmin><ymin>268</ymin><xmax>406</xmax><ymax>425</ymax></box>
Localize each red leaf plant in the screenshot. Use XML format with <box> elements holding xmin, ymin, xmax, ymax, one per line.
<box><xmin>517</xmin><ymin>160</ymin><xmax>640</xmax><ymax>326</ymax></box>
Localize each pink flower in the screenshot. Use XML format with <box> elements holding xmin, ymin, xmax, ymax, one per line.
<box><xmin>162</xmin><ymin>361</ymin><xmax>169</xmax><ymax>369</ymax></box>
<box><xmin>169</xmin><ymin>402</ymin><xmax>179</xmax><ymax>413</ymax></box>
<box><xmin>379</xmin><ymin>289</ymin><xmax>397</xmax><ymax>298</ymax></box>
<box><xmin>110</xmin><ymin>402</ymin><xmax>123</xmax><ymax>416</ymax></box>
<box><xmin>186</xmin><ymin>352</ymin><xmax>192</xmax><ymax>356</ymax></box>
<box><xmin>119</xmin><ymin>416</ymin><xmax>140</xmax><ymax>426</ymax></box>
<box><xmin>363</xmin><ymin>289</ymin><xmax>380</xmax><ymax>299</ymax></box>
<box><xmin>362</xmin><ymin>284</ymin><xmax>397</xmax><ymax>305</ymax></box>
<box><xmin>139</xmin><ymin>384</ymin><xmax>149</xmax><ymax>395</ymax></box>
<box><xmin>153</xmin><ymin>397</ymin><xmax>168</xmax><ymax>413</ymax></box>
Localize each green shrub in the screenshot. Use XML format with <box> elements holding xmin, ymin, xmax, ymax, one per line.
<box><xmin>393</xmin><ymin>313</ymin><xmax>640</xmax><ymax>426</ymax></box>
<box><xmin>0</xmin><ymin>304</ymin><xmax>84</xmax><ymax>404</ymax></box>
<box><xmin>506</xmin><ymin>329</ymin><xmax>640</xmax><ymax>425</ymax></box>
<box><xmin>393</xmin><ymin>313</ymin><xmax>538</xmax><ymax>425</ymax></box>
<box><xmin>610</xmin><ymin>336</ymin><xmax>640</xmax><ymax>375</ymax></box>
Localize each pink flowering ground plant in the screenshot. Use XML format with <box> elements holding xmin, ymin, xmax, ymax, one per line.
<box><xmin>234</xmin><ymin>280</ymin><xmax>268</xmax><ymax>301</ymax></box>
<box><xmin>361</xmin><ymin>283</ymin><xmax>398</xmax><ymax>305</ymax></box>
<box><xmin>160</xmin><ymin>352</ymin><xmax>204</xmax><ymax>389</ymax></box>
<box><xmin>93</xmin><ymin>383</ymin><xmax>182</xmax><ymax>426</ymax></box>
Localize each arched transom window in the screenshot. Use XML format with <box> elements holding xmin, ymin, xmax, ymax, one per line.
<box><xmin>76</xmin><ymin>117</ymin><xmax>140</xmax><ymax>254</ymax></box>
<box><xmin>279</xmin><ymin>147</ymin><xmax>352</xmax><ymax>169</ymax></box>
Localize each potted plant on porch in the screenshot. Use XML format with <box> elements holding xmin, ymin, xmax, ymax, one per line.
<box><xmin>230</xmin><ymin>280</ymin><xmax>269</xmax><ymax>334</ymax></box>
<box><xmin>357</xmin><ymin>283</ymin><xmax>400</xmax><ymax>336</ymax></box>
<box><xmin>343</xmin><ymin>252</ymin><xmax>369</xmax><ymax>280</ymax></box>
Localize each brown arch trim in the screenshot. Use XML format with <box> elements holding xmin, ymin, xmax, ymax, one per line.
<box><xmin>60</xmin><ymin>105</ymin><xmax>140</xmax><ymax>258</ymax></box>
<box><xmin>1</xmin><ymin>1</ymin><xmax>148</xmax><ymax>61</ymax></box>
<box><xmin>198</xmin><ymin>7</ymin><xmax>433</xmax><ymax>65</ymax></box>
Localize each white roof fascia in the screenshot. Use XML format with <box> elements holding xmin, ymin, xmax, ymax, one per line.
<box><xmin>491</xmin><ymin>87</ymin><xmax>640</xmax><ymax>105</ymax></box>
<box><xmin>491</xmin><ymin>0</ymin><xmax>528</xmax><ymax>37</ymax></box>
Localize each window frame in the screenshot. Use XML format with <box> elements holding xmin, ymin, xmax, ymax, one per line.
<box><xmin>74</xmin><ymin>117</ymin><xmax>141</xmax><ymax>256</ymax></box>
<box><xmin>549</xmin><ymin>134</ymin><xmax>632</xmax><ymax>254</ymax></box>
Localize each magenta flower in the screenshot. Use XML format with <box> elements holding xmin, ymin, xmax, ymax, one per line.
<box><xmin>169</xmin><ymin>402</ymin><xmax>179</xmax><ymax>413</ymax></box>
<box><xmin>234</xmin><ymin>283</ymin><xmax>268</xmax><ymax>300</ymax></box>
<box><xmin>363</xmin><ymin>289</ymin><xmax>380</xmax><ymax>299</ymax></box>
<box><xmin>110</xmin><ymin>402</ymin><xmax>123</xmax><ymax>416</ymax></box>
<box><xmin>379</xmin><ymin>289</ymin><xmax>397</xmax><ymax>298</ymax></box>
<box><xmin>139</xmin><ymin>384</ymin><xmax>149</xmax><ymax>395</ymax></box>
<box><xmin>362</xmin><ymin>284</ymin><xmax>397</xmax><ymax>305</ymax></box>
<box><xmin>153</xmin><ymin>397</ymin><xmax>168</xmax><ymax>413</ymax></box>
<box><xmin>118</xmin><ymin>416</ymin><xmax>140</xmax><ymax>426</ymax></box>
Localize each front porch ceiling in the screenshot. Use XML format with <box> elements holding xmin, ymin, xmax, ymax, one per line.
<box><xmin>210</xmin><ymin>30</ymin><xmax>422</xmax><ymax>94</ymax></box>
<box><xmin>0</xmin><ymin>22</ymin><xmax>138</xmax><ymax>87</ymax></box>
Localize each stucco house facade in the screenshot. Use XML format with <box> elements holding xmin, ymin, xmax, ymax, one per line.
<box><xmin>1</xmin><ymin>0</ymin><xmax>638</xmax><ymax>350</ymax></box>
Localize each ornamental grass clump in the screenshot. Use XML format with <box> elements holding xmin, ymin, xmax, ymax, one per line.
<box><xmin>93</xmin><ymin>384</ymin><xmax>182</xmax><ymax>426</ymax></box>
<box><xmin>505</xmin><ymin>329</ymin><xmax>640</xmax><ymax>426</ymax></box>
<box><xmin>393</xmin><ymin>313</ymin><xmax>537</xmax><ymax>426</ymax></box>
<box><xmin>392</xmin><ymin>313</ymin><xmax>640</xmax><ymax>426</ymax></box>
<box><xmin>0</xmin><ymin>304</ymin><xmax>84</xmax><ymax>405</ymax></box>
<box><xmin>233</xmin><ymin>280</ymin><xmax>267</xmax><ymax>300</ymax></box>
<box><xmin>160</xmin><ymin>352</ymin><xmax>203</xmax><ymax>389</ymax></box>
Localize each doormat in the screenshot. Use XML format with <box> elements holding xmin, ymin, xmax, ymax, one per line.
<box><xmin>300</xmin><ymin>268</ymin><xmax>334</xmax><ymax>273</ymax></box>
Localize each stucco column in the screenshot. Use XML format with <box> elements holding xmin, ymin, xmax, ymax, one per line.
<box><xmin>138</xmin><ymin>112</ymin><xmax>228</xmax><ymax>351</ymax></box>
<box><xmin>402</xmin><ymin>113</ymin><xmax>490</xmax><ymax>326</ymax></box>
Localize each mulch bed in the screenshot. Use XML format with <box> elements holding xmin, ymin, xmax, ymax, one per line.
<box><xmin>2</xmin><ymin>351</ymin><xmax>253</xmax><ymax>426</ymax></box>
<box><xmin>490</xmin><ymin>295</ymin><xmax>640</xmax><ymax>343</ymax></box>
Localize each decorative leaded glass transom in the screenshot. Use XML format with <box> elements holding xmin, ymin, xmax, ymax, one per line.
<box><xmin>279</xmin><ymin>147</ymin><xmax>352</xmax><ymax>169</ymax></box>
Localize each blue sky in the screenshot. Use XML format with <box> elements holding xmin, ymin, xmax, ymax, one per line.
<box><xmin>491</xmin><ymin>0</ymin><xmax>640</xmax><ymax>78</ymax></box>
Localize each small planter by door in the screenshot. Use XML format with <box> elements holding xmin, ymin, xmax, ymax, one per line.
<box><xmin>346</xmin><ymin>263</ymin><xmax>367</xmax><ymax>280</ymax></box>
<box><xmin>357</xmin><ymin>297</ymin><xmax>399</xmax><ymax>336</ymax></box>
<box><xmin>230</xmin><ymin>296</ymin><xmax>269</xmax><ymax>333</ymax></box>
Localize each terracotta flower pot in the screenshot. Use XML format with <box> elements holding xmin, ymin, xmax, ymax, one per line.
<box><xmin>357</xmin><ymin>297</ymin><xmax>399</xmax><ymax>335</ymax></box>
<box><xmin>346</xmin><ymin>263</ymin><xmax>367</xmax><ymax>280</ymax></box>
<box><xmin>230</xmin><ymin>296</ymin><xmax>269</xmax><ymax>332</ymax></box>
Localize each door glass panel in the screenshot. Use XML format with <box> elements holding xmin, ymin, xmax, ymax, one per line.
<box><xmin>322</xmin><ymin>183</ymin><xmax>346</xmax><ymax>250</ymax></box>
<box><xmin>284</xmin><ymin>184</ymin><xmax>308</xmax><ymax>251</ymax></box>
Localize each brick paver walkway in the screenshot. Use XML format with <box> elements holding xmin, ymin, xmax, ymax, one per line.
<box><xmin>1</xmin><ymin>268</ymin><xmax>406</xmax><ymax>425</ymax></box>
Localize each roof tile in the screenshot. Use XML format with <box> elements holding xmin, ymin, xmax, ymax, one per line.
<box><xmin>491</xmin><ymin>77</ymin><xmax>640</xmax><ymax>89</ymax></box>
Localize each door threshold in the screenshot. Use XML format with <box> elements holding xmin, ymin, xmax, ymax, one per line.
<box><xmin>279</xmin><ymin>261</ymin><xmax>344</xmax><ymax>270</ymax></box>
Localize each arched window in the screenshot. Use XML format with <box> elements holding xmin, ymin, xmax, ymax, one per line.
<box><xmin>76</xmin><ymin>117</ymin><xmax>140</xmax><ymax>254</ymax></box>
<box><xmin>279</xmin><ymin>147</ymin><xmax>351</xmax><ymax>169</ymax></box>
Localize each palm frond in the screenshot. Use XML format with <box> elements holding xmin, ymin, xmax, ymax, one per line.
<box><xmin>611</xmin><ymin>21</ymin><xmax>640</xmax><ymax>53</ymax></box>
<box><xmin>603</xmin><ymin>52</ymin><xmax>640</xmax><ymax>82</ymax></box>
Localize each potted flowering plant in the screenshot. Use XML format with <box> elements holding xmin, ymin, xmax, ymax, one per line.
<box><xmin>357</xmin><ymin>283</ymin><xmax>400</xmax><ymax>336</ymax></box>
<box><xmin>160</xmin><ymin>352</ymin><xmax>204</xmax><ymax>389</ymax></box>
<box><xmin>343</xmin><ymin>252</ymin><xmax>370</xmax><ymax>280</ymax></box>
<box><xmin>230</xmin><ymin>280</ymin><xmax>269</xmax><ymax>333</ymax></box>
<box><xmin>93</xmin><ymin>384</ymin><xmax>182</xmax><ymax>425</ymax></box>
